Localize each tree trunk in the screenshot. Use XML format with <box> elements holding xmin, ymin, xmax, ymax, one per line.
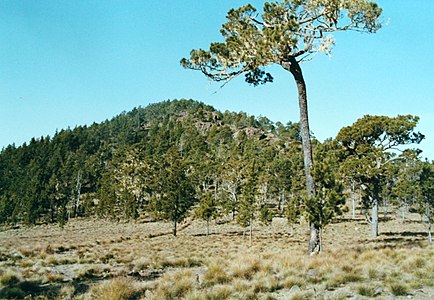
<box><xmin>284</xmin><ymin>57</ymin><xmax>319</xmax><ymax>254</ymax></box>
<box><xmin>401</xmin><ymin>203</ymin><xmax>407</xmax><ymax>223</ymax></box>
<box><xmin>371</xmin><ymin>198</ymin><xmax>379</xmax><ymax>237</ymax></box>
<box><xmin>173</xmin><ymin>220</ymin><xmax>177</xmax><ymax>237</ymax></box>
<box><xmin>351</xmin><ymin>182</ymin><xmax>356</xmax><ymax>219</ymax></box>
<box><xmin>74</xmin><ymin>171</ymin><xmax>82</xmax><ymax>218</ymax></box>
<box><xmin>206</xmin><ymin>219</ymin><xmax>210</xmax><ymax>237</ymax></box>
<box><xmin>249</xmin><ymin>217</ymin><xmax>253</xmax><ymax>247</ymax></box>
<box><xmin>428</xmin><ymin>222</ymin><xmax>432</xmax><ymax>245</ymax></box>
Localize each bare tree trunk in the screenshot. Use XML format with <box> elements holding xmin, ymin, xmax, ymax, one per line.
<box><xmin>371</xmin><ymin>198</ymin><xmax>379</xmax><ymax>237</ymax></box>
<box><xmin>249</xmin><ymin>217</ymin><xmax>253</xmax><ymax>247</ymax></box>
<box><xmin>206</xmin><ymin>219</ymin><xmax>209</xmax><ymax>237</ymax></box>
<box><xmin>173</xmin><ymin>219</ymin><xmax>177</xmax><ymax>237</ymax></box>
<box><xmin>284</xmin><ymin>57</ymin><xmax>319</xmax><ymax>254</ymax></box>
<box><xmin>74</xmin><ymin>171</ymin><xmax>82</xmax><ymax>218</ymax></box>
<box><xmin>428</xmin><ymin>223</ymin><xmax>432</xmax><ymax>245</ymax></box>
<box><xmin>351</xmin><ymin>181</ymin><xmax>356</xmax><ymax>219</ymax></box>
<box><xmin>427</xmin><ymin>205</ymin><xmax>432</xmax><ymax>245</ymax></box>
<box><xmin>401</xmin><ymin>203</ymin><xmax>408</xmax><ymax>223</ymax></box>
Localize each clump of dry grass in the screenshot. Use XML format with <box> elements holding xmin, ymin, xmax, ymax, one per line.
<box><xmin>157</xmin><ymin>256</ymin><xmax>203</xmax><ymax>269</ymax></box>
<box><xmin>283</xmin><ymin>275</ymin><xmax>307</xmax><ymax>289</ymax></box>
<box><xmin>251</xmin><ymin>271</ymin><xmax>282</xmax><ymax>293</ymax></box>
<box><xmin>56</xmin><ymin>284</ymin><xmax>75</xmax><ymax>300</ymax></box>
<box><xmin>356</xmin><ymin>284</ymin><xmax>377</xmax><ymax>297</ymax></box>
<box><xmin>390</xmin><ymin>282</ymin><xmax>409</xmax><ymax>296</ymax></box>
<box><xmin>184</xmin><ymin>284</ymin><xmax>233</xmax><ymax>300</ymax></box>
<box><xmin>203</xmin><ymin>263</ymin><xmax>231</xmax><ymax>286</ymax></box>
<box><xmin>150</xmin><ymin>270</ymin><xmax>196</xmax><ymax>300</ymax></box>
<box><xmin>90</xmin><ymin>277</ymin><xmax>136</xmax><ymax>300</ymax></box>
<box><xmin>229</xmin><ymin>254</ymin><xmax>264</xmax><ymax>280</ymax></box>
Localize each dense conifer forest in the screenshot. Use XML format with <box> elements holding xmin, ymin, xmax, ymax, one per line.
<box><xmin>0</xmin><ymin>99</ymin><xmax>432</xmax><ymax>242</ymax></box>
<box><xmin>0</xmin><ymin>100</ymin><xmax>302</xmax><ymax>227</ymax></box>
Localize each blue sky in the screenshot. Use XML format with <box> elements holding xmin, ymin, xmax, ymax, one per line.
<box><xmin>1</xmin><ymin>1</ymin><xmax>433</xmax><ymax>159</ymax></box>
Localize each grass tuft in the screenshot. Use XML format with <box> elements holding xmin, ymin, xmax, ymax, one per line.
<box><xmin>390</xmin><ymin>282</ymin><xmax>409</xmax><ymax>296</ymax></box>
<box><xmin>151</xmin><ymin>270</ymin><xmax>196</xmax><ymax>300</ymax></box>
<box><xmin>356</xmin><ymin>284</ymin><xmax>377</xmax><ymax>297</ymax></box>
<box><xmin>204</xmin><ymin>263</ymin><xmax>231</xmax><ymax>286</ymax></box>
<box><xmin>90</xmin><ymin>277</ymin><xmax>136</xmax><ymax>300</ymax></box>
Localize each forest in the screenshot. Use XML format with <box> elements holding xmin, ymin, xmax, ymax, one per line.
<box><xmin>0</xmin><ymin>99</ymin><xmax>432</xmax><ymax>243</ymax></box>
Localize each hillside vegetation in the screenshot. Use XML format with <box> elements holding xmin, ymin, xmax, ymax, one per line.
<box><xmin>0</xmin><ymin>99</ymin><xmax>304</xmax><ymax>228</ymax></box>
<box><xmin>0</xmin><ymin>99</ymin><xmax>433</xmax><ymax>242</ymax></box>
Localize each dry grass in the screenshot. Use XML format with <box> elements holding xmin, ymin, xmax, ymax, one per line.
<box><xmin>90</xmin><ymin>277</ymin><xmax>137</xmax><ymax>300</ymax></box>
<box><xmin>0</xmin><ymin>213</ymin><xmax>433</xmax><ymax>299</ymax></box>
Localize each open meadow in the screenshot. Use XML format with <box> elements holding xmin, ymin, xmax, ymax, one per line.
<box><xmin>0</xmin><ymin>213</ymin><xmax>433</xmax><ymax>300</ymax></box>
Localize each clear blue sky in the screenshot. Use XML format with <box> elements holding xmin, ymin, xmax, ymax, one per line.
<box><xmin>1</xmin><ymin>1</ymin><xmax>433</xmax><ymax>159</ymax></box>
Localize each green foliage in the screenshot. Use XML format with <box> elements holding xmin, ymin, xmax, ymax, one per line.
<box><xmin>287</xmin><ymin>140</ymin><xmax>345</xmax><ymax>229</ymax></box>
<box><xmin>337</xmin><ymin>115</ymin><xmax>424</xmax><ymax>210</ymax></box>
<box><xmin>150</xmin><ymin>148</ymin><xmax>197</xmax><ymax>235</ymax></box>
<box><xmin>237</xmin><ymin>161</ymin><xmax>259</xmax><ymax>228</ymax></box>
<box><xmin>182</xmin><ymin>0</ymin><xmax>382</xmax><ymax>85</ymax></box>
<box><xmin>196</xmin><ymin>192</ymin><xmax>219</xmax><ymax>223</ymax></box>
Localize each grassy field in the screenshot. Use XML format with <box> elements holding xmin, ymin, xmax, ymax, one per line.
<box><xmin>0</xmin><ymin>212</ymin><xmax>433</xmax><ymax>299</ymax></box>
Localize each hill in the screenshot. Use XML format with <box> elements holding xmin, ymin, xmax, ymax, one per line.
<box><xmin>0</xmin><ymin>99</ymin><xmax>303</xmax><ymax>226</ymax></box>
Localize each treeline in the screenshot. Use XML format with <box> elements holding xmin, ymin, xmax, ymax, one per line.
<box><xmin>0</xmin><ymin>100</ymin><xmax>433</xmax><ymax>241</ymax></box>
<box><xmin>0</xmin><ymin>100</ymin><xmax>304</xmax><ymax>229</ymax></box>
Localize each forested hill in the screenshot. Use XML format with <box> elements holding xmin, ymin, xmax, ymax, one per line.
<box><xmin>0</xmin><ymin>99</ymin><xmax>304</xmax><ymax>226</ymax></box>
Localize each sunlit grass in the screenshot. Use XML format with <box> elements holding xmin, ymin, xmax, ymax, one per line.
<box><xmin>0</xmin><ymin>215</ymin><xmax>432</xmax><ymax>299</ymax></box>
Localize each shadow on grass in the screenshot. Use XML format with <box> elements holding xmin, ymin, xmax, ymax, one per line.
<box><xmin>382</xmin><ymin>231</ymin><xmax>426</xmax><ymax>237</ymax></box>
<box><xmin>332</xmin><ymin>217</ymin><xmax>367</xmax><ymax>224</ymax></box>
<box><xmin>0</xmin><ymin>275</ymin><xmax>107</xmax><ymax>299</ymax></box>
<box><xmin>0</xmin><ymin>279</ymin><xmax>47</xmax><ymax>299</ymax></box>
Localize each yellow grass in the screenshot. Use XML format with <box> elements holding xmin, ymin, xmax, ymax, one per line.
<box><xmin>0</xmin><ymin>214</ymin><xmax>433</xmax><ymax>299</ymax></box>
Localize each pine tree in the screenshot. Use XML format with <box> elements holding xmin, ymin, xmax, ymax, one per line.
<box><xmin>152</xmin><ymin>148</ymin><xmax>196</xmax><ymax>236</ymax></box>
<box><xmin>337</xmin><ymin>115</ymin><xmax>424</xmax><ymax>237</ymax></box>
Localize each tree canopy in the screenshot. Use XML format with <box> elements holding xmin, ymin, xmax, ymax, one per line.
<box><xmin>181</xmin><ymin>0</ymin><xmax>382</xmax><ymax>85</ymax></box>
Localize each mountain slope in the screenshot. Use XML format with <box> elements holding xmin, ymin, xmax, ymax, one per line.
<box><xmin>0</xmin><ymin>99</ymin><xmax>302</xmax><ymax>225</ymax></box>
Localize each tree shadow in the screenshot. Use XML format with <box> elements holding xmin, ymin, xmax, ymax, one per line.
<box><xmin>332</xmin><ymin>217</ymin><xmax>366</xmax><ymax>224</ymax></box>
<box><xmin>382</xmin><ymin>231</ymin><xmax>427</xmax><ymax>237</ymax></box>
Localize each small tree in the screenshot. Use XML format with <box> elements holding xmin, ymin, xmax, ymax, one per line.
<box><xmin>418</xmin><ymin>161</ymin><xmax>434</xmax><ymax>244</ymax></box>
<box><xmin>390</xmin><ymin>152</ymin><xmax>421</xmax><ymax>222</ymax></box>
<box><xmin>181</xmin><ymin>0</ymin><xmax>382</xmax><ymax>254</ymax></box>
<box><xmin>196</xmin><ymin>191</ymin><xmax>220</xmax><ymax>236</ymax></box>
<box><xmin>152</xmin><ymin>148</ymin><xmax>196</xmax><ymax>236</ymax></box>
<box><xmin>336</xmin><ymin>115</ymin><xmax>424</xmax><ymax>237</ymax></box>
<box><xmin>238</xmin><ymin>161</ymin><xmax>260</xmax><ymax>246</ymax></box>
